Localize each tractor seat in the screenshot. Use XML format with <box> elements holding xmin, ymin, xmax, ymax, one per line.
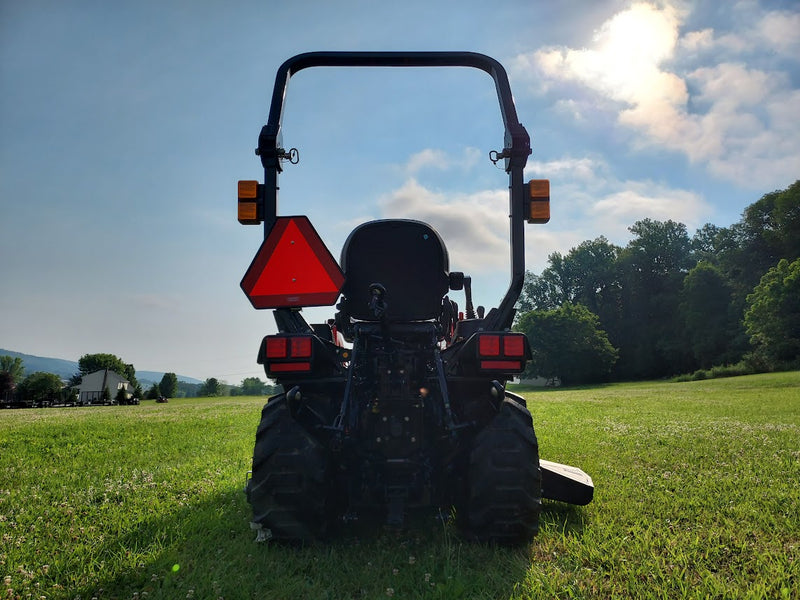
<box><xmin>339</xmin><ymin>219</ymin><xmax>450</xmax><ymax>321</ymax></box>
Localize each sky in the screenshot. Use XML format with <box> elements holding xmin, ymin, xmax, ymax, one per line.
<box><xmin>1</xmin><ymin>0</ymin><xmax>799</xmax><ymax>383</ymax></box>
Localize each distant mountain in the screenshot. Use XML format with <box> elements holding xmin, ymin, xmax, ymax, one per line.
<box><xmin>0</xmin><ymin>349</ymin><xmax>202</xmax><ymax>384</ymax></box>
<box><xmin>0</xmin><ymin>349</ymin><xmax>79</xmax><ymax>379</ymax></box>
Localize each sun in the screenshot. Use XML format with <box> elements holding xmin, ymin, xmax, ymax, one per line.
<box><xmin>591</xmin><ymin>3</ymin><xmax>680</xmax><ymax>89</ymax></box>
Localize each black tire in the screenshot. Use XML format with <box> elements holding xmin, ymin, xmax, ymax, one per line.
<box><xmin>247</xmin><ymin>395</ymin><xmax>331</xmax><ymax>542</ymax></box>
<box><xmin>461</xmin><ymin>397</ymin><xmax>541</xmax><ymax>544</ymax></box>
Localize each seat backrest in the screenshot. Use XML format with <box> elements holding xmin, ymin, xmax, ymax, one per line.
<box><xmin>340</xmin><ymin>220</ymin><xmax>449</xmax><ymax>321</ymax></box>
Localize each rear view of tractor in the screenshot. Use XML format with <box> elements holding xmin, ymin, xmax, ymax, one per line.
<box><xmin>238</xmin><ymin>52</ymin><xmax>593</xmax><ymax>544</ymax></box>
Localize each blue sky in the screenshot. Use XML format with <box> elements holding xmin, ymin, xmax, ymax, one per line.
<box><xmin>1</xmin><ymin>0</ymin><xmax>798</xmax><ymax>382</ymax></box>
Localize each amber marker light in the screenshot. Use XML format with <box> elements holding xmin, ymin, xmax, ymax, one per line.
<box><xmin>527</xmin><ymin>179</ymin><xmax>550</xmax><ymax>224</ymax></box>
<box><xmin>238</xmin><ymin>180</ymin><xmax>262</xmax><ymax>225</ymax></box>
<box><xmin>238</xmin><ymin>180</ymin><xmax>259</xmax><ymax>198</ymax></box>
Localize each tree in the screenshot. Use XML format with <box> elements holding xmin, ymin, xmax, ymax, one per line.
<box><xmin>744</xmin><ymin>258</ymin><xmax>800</xmax><ymax>365</ymax></box>
<box><xmin>515</xmin><ymin>304</ymin><xmax>618</xmax><ymax>385</ymax></box>
<box><xmin>78</xmin><ymin>353</ymin><xmax>138</xmax><ymax>388</ymax></box>
<box><xmin>66</xmin><ymin>387</ymin><xmax>79</xmax><ymax>405</ymax></box>
<box><xmin>680</xmin><ymin>262</ymin><xmax>747</xmax><ymax>368</ymax></box>
<box><xmin>518</xmin><ymin>237</ymin><xmax>621</xmax><ymax>314</ymax></box>
<box><xmin>101</xmin><ymin>387</ymin><xmax>112</xmax><ymax>404</ymax></box>
<box><xmin>159</xmin><ymin>372</ymin><xmax>178</xmax><ymax>398</ymax></box>
<box><xmin>241</xmin><ymin>377</ymin><xmax>267</xmax><ymax>396</ymax></box>
<box><xmin>741</xmin><ymin>181</ymin><xmax>800</xmax><ymax>264</ymax></box>
<box><xmin>177</xmin><ymin>381</ymin><xmax>201</xmax><ymax>398</ymax></box>
<box><xmin>614</xmin><ymin>219</ymin><xmax>694</xmax><ymax>379</ymax></box>
<box><xmin>625</xmin><ymin>219</ymin><xmax>693</xmax><ymax>275</ymax></box>
<box><xmin>710</xmin><ymin>181</ymin><xmax>800</xmax><ymax>308</ymax></box>
<box><xmin>147</xmin><ymin>383</ymin><xmax>161</xmax><ymax>400</ymax></box>
<box><xmin>1</xmin><ymin>355</ymin><xmax>25</xmax><ymax>403</ymax></box>
<box><xmin>199</xmin><ymin>377</ymin><xmax>220</xmax><ymax>397</ymax></box>
<box><xmin>115</xmin><ymin>386</ymin><xmax>129</xmax><ymax>405</ymax></box>
<box><xmin>18</xmin><ymin>372</ymin><xmax>63</xmax><ymax>406</ymax></box>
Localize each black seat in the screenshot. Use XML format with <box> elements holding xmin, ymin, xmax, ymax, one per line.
<box><xmin>339</xmin><ymin>220</ymin><xmax>449</xmax><ymax>321</ymax></box>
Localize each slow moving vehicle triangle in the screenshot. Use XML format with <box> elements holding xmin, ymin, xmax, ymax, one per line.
<box><xmin>241</xmin><ymin>216</ymin><xmax>344</xmax><ymax>309</ymax></box>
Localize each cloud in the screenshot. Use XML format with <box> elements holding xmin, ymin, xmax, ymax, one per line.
<box><xmin>403</xmin><ymin>147</ymin><xmax>482</xmax><ymax>176</ymax></box>
<box><xmin>530</xmin><ymin>2</ymin><xmax>684</xmax><ymax>105</ymax></box>
<box><xmin>587</xmin><ymin>181</ymin><xmax>709</xmax><ymax>237</ymax></box>
<box><xmin>526</xmin><ymin>156</ymin><xmax>710</xmax><ymax>245</ymax></box>
<box><xmin>678</xmin><ymin>28</ymin><xmax>714</xmax><ymax>53</ymax></box>
<box><xmin>511</xmin><ymin>1</ymin><xmax>800</xmax><ymax>189</ymax></box>
<box><xmin>526</xmin><ymin>155</ymin><xmax>605</xmax><ymax>181</ymax></box>
<box><xmin>378</xmin><ymin>178</ymin><xmax>510</xmax><ymax>272</ymax></box>
<box><xmin>757</xmin><ymin>10</ymin><xmax>800</xmax><ymax>56</ymax></box>
<box><xmin>376</xmin><ymin>152</ymin><xmax>710</xmax><ymax>276</ymax></box>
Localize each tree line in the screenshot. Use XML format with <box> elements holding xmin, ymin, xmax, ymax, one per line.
<box><xmin>144</xmin><ymin>375</ymin><xmax>279</xmax><ymax>399</ymax></box>
<box><xmin>514</xmin><ymin>180</ymin><xmax>799</xmax><ymax>385</ymax></box>
<box><xmin>0</xmin><ymin>352</ymin><xmax>279</xmax><ymax>407</ymax></box>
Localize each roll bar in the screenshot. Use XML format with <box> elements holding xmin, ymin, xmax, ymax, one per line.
<box><xmin>256</xmin><ymin>51</ymin><xmax>532</xmax><ymax>330</ymax></box>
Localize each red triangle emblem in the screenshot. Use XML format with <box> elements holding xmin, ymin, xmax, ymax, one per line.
<box><xmin>241</xmin><ymin>216</ymin><xmax>344</xmax><ymax>309</ymax></box>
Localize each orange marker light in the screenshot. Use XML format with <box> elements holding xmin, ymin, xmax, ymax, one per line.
<box><xmin>238</xmin><ymin>180</ymin><xmax>259</xmax><ymax>199</ymax></box>
<box><xmin>238</xmin><ymin>202</ymin><xmax>258</xmax><ymax>222</ymax></box>
<box><xmin>238</xmin><ymin>180</ymin><xmax>262</xmax><ymax>225</ymax></box>
<box><xmin>527</xmin><ymin>179</ymin><xmax>550</xmax><ymax>224</ymax></box>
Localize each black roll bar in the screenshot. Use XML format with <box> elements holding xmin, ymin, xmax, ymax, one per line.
<box><xmin>257</xmin><ymin>51</ymin><xmax>531</xmax><ymax>330</ymax></box>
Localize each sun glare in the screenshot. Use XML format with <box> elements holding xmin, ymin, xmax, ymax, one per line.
<box><xmin>591</xmin><ymin>3</ymin><xmax>679</xmax><ymax>93</ymax></box>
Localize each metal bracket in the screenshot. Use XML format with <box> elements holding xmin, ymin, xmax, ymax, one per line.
<box><xmin>278</xmin><ymin>147</ymin><xmax>300</xmax><ymax>164</ymax></box>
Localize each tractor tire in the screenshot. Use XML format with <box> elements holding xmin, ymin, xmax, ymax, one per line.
<box><xmin>247</xmin><ymin>395</ymin><xmax>331</xmax><ymax>542</ymax></box>
<box><xmin>461</xmin><ymin>397</ymin><xmax>541</xmax><ymax>544</ymax></box>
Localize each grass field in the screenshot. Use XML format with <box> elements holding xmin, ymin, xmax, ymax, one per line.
<box><xmin>1</xmin><ymin>372</ymin><xmax>798</xmax><ymax>599</ymax></box>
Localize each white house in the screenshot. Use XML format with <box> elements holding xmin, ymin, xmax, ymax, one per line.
<box><xmin>76</xmin><ymin>369</ymin><xmax>130</xmax><ymax>404</ymax></box>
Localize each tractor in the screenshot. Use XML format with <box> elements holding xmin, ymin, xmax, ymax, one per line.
<box><xmin>238</xmin><ymin>52</ymin><xmax>593</xmax><ymax>544</ymax></box>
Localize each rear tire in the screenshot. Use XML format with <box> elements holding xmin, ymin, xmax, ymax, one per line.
<box><xmin>461</xmin><ymin>397</ymin><xmax>541</xmax><ymax>544</ymax></box>
<box><xmin>247</xmin><ymin>395</ymin><xmax>331</xmax><ymax>542</ymax></box>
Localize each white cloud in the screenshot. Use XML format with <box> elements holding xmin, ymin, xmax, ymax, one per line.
<box><xmin>690</xmin><ymin>63</ymin><xmax>778</xmax><ymax>109</ymax></box>
<box><xmin>531</xmin><ymin>2</ymin><xmax>684</xmax><ymax>107</ymax></box>
<box><xmin>405</xmin><ymin>148</ymin><xmax>450</xmax><ymax>174</ymax></box>
<box><xmin>588</xmin><ymin>181</ymin><xmax>708</xmax><ymax>237</ymax></box>
<box><xmin>531</xmin><ymin>156</ymin><xmax>711</xmax><ymax>245</ymax></box>
<box><xmin>376</xmin><ymin>153</ymin><xmax>710</xmax><ymax>276</ymax></box>
<box><xmin>758</xmin><ymin>10</ymin><xmax>800</xmax><ymax>56</ymax></box>
<box><xmin>512</xmin><ymin>1</ymin><xmax>800</xmax><ymax>189</ymax></box>
<box><xmin>378</xmin><ymin>178</ymin><xmax>509</xmax><ymax>272</ymax></box>
<box><xmin>403</xmin><ymin>147</ymin><xmax>482</xmax><ymax>176</ymax></box>
<box><xmin>526</xmin><ymin>155</ymin><xmax>605</xmax><ymax>181</ymax></box>
<box><xmin>679</xmin><ymin>28</ymin><xmax>714</xmax><ymax>53</ymax></box>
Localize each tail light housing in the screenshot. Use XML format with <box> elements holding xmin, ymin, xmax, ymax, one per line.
<box><xmin>475</xmin><ymin>332</ymin><xmax>530</xmax><ymax>373</ymax></box>
<box><xmin>260</xmin><ymin>334</ymin><xmax>315</xmax><ymax>375</ymax></box>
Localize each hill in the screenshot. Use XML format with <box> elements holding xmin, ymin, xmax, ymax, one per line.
<box><xmin>0</xmin><ymin>349</ymin><xmax>202</xmax><ymax>384</ymax></box>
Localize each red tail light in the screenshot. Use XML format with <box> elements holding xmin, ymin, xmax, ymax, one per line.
<box><xmin>476</xmin><ymin>332</ymin><xmax>529</xmax><ymax>373</ymax></box>
<box><xmin>478</xmin><ymin>334</ymin><xmax>501</xmax><ymax>356</ymax></box>
<box><xmin>503</xmin><ymin>335</ymin><xmax>526</xmax><ymax>357</ymax></box>
<box><xmin>269</xmin><ymin>362</ymin><xmax>312</xmax><ymax>373</ymax></box>
<box><xmin>262</xmin><ymin>334</ymin><xmax>314</xmax><ymax>375</ymax></box>
<box><xmin>266</xmin><ymin>337</ymin><xmax>288</xmax><ymax>358</ymax></box>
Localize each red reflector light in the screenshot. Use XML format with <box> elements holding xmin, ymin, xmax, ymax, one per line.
<box><xmin>269</xmin><ymin>362</ymin><xmax>312</xmax><ymax>373</ymax></box>
<box><xmin>291</xmin><ymin>336</ymin><xmax>312</xmax><ymax>358</ymax></box>
<box><xmin>480</xmin><ymin>360</ymin><xmax>523</xmax><ymax>371</ymax></box>
<box><xmin>478</xmin><ymin>335</ymin><xmax>501</xmax><ymax>356</ymax></box>
<box><xmin>241</xmin><ymin>217</ymin><xmax>345</xmax><ymax>309</ymax></box>
<box><xmin>503</xmin><ymin>335</ymin><xmax>526</xmax><ymax>357</ymax></box>
<box><xmin>266</xmin><ymin>337</ymin><xmax>287</xmax><ymax>358</ymax></box>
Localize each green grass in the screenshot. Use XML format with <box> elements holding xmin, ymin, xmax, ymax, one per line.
<box><xmin>1</xmin><ymin>373</ymin><xmax>798</xmax><ymax>599</ymax></box>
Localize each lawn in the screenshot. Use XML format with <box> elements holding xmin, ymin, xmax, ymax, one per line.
<box><xmin>1</xmin><ymin>372</ymin><xmax>798</xmax><ymax>599</ymax></box>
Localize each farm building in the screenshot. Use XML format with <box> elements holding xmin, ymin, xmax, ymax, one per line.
<box><xmin>76</xmin><ymin>369</ymin><xmax>130</xmax><ymax>404</ymax></box>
